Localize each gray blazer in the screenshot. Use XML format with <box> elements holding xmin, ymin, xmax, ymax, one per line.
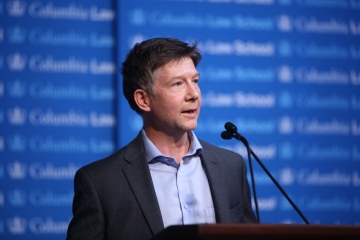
<box><xmin>66</xmin><ymin>133</ymin><xmax>256</xmax><ymax>240</ymax></box>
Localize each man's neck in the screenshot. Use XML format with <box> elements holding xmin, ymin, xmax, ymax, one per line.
<box><xmin>143</xmin><ymin>127</ymin><xmax>191</xmax><ymax>164</ymax></box>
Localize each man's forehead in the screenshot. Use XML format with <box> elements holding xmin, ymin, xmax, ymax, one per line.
<box><xmin>154</xmin><ymin>57</ymin><xmax>197</xmax><ymax>75</ymax></box>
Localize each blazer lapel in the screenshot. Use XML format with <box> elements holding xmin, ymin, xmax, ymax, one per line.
<box><xmin>200</xmin><ymin>142</ymin><xmax>230</xmax><ymax>223</ymax></box>
<box><xmin>122</xmin><ymin>133</ymin><xmax>164</xmax><ymax>235</ymax></box>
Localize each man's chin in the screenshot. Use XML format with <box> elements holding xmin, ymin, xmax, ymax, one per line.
<box><xmin>175</xmin><ymin>118</ymin><xmax>198</xmax><ymax>132</ymax></box>
<box><xmin>182</xmin><ymin>122</ymin><xmax>197</xmax><ymax>131</ymax></box>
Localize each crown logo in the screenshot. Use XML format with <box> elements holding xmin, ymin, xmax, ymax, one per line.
<box><xmin>7</xmin><ymin>160</ymin><xmax>27</xmax><ymax>179</ymax></box>
<box><xmin>278</xmin><ymin>65</ymin><xmax>293</xmax><ymax>83</ymax></box>
<box><xmin>277</xmin><ymin>15</ymin><xmax>292</xmax><ymax>32</ymax></box>
<box><xmin>7</xmin><ymin>216</ymin><xmax>27</xmax><ymax>234</ymax></box>
<box><xmin>7</xmin><ymin>53</ymin><xmax>27</xmax><ymax>71</ymax></box>
<box><xmin>129</xmin><ymin>9</ymin><xmax>146</xmax><ymax>26</ymax></box>
<box><xmin>279</xmin><ymin>168</ymin><xmax>296</xmax><ymax>185</ymax></box>
<box><xmin>129</xmin><ymin>34</ymin><xmax>146</xmax><ymax>48</ymax></box>
<box><xmin>278</xmin><ymin>116</ymin><xmax>294</xmax><ymax>134</ymax></box>
<box><xmin>277</xmin><ymin>40</ymin><xmax>293</xmax><ymax>57</ymax></box>
<box><xmin>6</xmin><ymin>1</ymin><xmax>27</xmax><ymax>17</ymax></box>
<box><xmin>7</xmin><ymin>134</ymin><xmax>27</xmax><ymax>152</ymax></box>
<box><xmin>7</xmin><ymin>189</ymin><xmax>27</xmax><ymax>206</ymax></box>
<box><xmin>278</xmin><ymin>91</ymin><xmax>293</xmax><ymax>108</ymax></box>
<box><xmin>7</xmin><ymin>79</ymin><xmax>26</xmax><ymax>98</ymax></box>
<box><xmin>279</xmin><ymin>142</ymin><xmax>294</xmax><ymax>160</ymax></box>
<box><xmin>7</xmin><ymin>26</ymin><xmax>27</xmax><ymax>43</ymax></box>
<box><xmin>7</xmin><ymin>106</ymin><xmax>27</xmax><ymax>125</ymax></box>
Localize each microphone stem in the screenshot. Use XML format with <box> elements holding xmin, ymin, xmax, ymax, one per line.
<box><xmin>246</xmin><ymin>142</ymin><xmax>260</xmax><ymax>223</ymax></box>
<box><xmin>249</xmin><ymin>148</ymin><xmax>310</xmax><ymax>224</ymax></box>
<box><xmin>235</xmin><ymin>133</ymin><xmax>260</xmax><ymax>223</ymax></box>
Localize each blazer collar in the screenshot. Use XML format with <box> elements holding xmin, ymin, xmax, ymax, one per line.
<box><xmin>122</xmin><ymin>133</ymin><xmax>164</xmax><ymax>235</ymax></box>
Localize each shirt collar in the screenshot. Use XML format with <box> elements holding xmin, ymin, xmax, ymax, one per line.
<box><xmin>141</xmin><ymin>129</ymin><xmax>203</xmax><ymax>164</ymax></box>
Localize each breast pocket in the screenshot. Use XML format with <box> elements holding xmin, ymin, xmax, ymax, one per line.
<box><xmin>229</xmin><ymin>202</ymin><xmax>244</xmax><ymax>222</ymax></box>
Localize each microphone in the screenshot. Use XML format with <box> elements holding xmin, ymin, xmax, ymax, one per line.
<box><xmin>220</xmin><ymin>131</ymin><xmax>232</xmax><ymax>140</ymax></box>
<box><xmin>221</xmin><ymin>122</ymin><xmax>310</xmax><ymax>224</ymax></box>
<box><xmin>224</xmin><ymin>122</ymin><xmax>237</xmax><ymax>134</ymax></box>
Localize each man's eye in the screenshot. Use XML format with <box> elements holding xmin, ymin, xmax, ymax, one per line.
<box><xmin>193</xmin><ymin>79</ymin><xmax>199</xmax><ymax>84</ymax></box>
<box><xmin>174</xmin><ymin>82</ymin><xmax>182</xmax><ymax>86</ymax></box>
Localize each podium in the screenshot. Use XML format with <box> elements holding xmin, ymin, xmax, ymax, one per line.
<box><xmin>151</xmin><ymin>224</ymin><xmax>360</xmax><ymax>239</ymax></box>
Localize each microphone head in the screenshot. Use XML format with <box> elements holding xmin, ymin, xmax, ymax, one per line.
<box><xmin>221</xmin><ymin>131</ymin><xmax>233</xmax><ymax>140</ymax></box>
<box><xmin>224</xmin><ymin>122</ymin><xmax>237</xmax><ymax>134</ymax></box>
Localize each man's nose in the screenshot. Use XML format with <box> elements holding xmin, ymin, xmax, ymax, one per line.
<box><xmin>186</xmin><ymin>82</ymin><xmax>200</xmax><ymax>101</ymax></box>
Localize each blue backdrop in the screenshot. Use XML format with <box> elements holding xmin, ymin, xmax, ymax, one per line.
<box><xmin>1</xmin><ymin>0</ymin><xmax>360</xmax><ymax>239</ymax></box>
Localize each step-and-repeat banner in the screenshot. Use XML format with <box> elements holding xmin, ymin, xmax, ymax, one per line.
<box><xmin>0</xmin><ymin>0</ymin><xmax>116</xmax><ymax>239</ymax></box>
<box><xmin>0</xmin><ymin>0</ymin><xmax>359</xmax><ymax>239</ymax></box>
<box><xmin>117</xmin><ymin>0</ymin><xmax>360</xmax><ymax>225</ymax></box>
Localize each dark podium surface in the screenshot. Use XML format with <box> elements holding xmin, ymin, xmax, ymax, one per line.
<box><xmin>152</xmin><ymin>224</ymin><xmax>360</xmax><ymax>240</ymax></box>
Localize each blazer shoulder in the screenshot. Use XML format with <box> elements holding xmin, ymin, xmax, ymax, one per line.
<box><xmin>199</xmin><ymin>139</ymin><xmax>242</xmax><ymax>157</ymax></box>
<box><xmin>79</xmin><ymin>132</ymin><xmax>144</xmax><ymax>175</ymax></box>
<box><xmin>198</xmin><ymin>139</ymin><xmax>246</xmax><ymax>169</ymax></box>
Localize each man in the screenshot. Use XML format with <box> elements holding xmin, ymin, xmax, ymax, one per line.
<box><xmin>67</xmin><ymin>38</ymin><xmax>256</xmax><ymax>240</ymax></box>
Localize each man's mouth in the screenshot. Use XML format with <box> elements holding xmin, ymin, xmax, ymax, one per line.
<box><xmin>182</xmin><ymin>109</ymin><xmax>196</xmax><ymax>114</ymax></box>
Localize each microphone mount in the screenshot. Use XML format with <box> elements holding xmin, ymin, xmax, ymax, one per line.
<box><xmin>221</xmin><ymin>122</ymin><xmax>310</xmax><ymax>224</ymax></box>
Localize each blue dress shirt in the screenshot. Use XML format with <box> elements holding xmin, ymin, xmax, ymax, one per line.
<box><xmin>141</xmin><ymin>130</ymin><xmax>216</xmax><ymax>228</ymax></box>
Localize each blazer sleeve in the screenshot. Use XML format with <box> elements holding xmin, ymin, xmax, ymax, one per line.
<box><xmin>66</xmin><ymin>168</ymin><xmax>105</xmax><ymax>240</ymax></box>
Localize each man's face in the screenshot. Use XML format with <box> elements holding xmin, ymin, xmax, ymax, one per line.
<box><xmin>147</xmin><ymin>57</ymin><xmax>201</xmax><ymax>135</ymax></box>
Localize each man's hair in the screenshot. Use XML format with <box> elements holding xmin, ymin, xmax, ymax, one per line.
<box><xmin>121</xmin><ymin>37</ymin><xmax>202</xmax><ymax>114</ymax></box>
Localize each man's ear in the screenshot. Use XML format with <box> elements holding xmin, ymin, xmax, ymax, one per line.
<box><xmin>134</xmin><ymin>89</ymin><xmax>151</xmax><ymax>112</ymax></box>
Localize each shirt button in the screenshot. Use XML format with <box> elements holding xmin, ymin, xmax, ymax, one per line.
<box><xmin>178</xmin><ymin>171</ymin><xmax>182</xmax><ymax>177</ymax></box>
<box><xmin>184</xmin><ymin>204</ymin><xmax>188</xmax><ymax>209</ymax></box>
